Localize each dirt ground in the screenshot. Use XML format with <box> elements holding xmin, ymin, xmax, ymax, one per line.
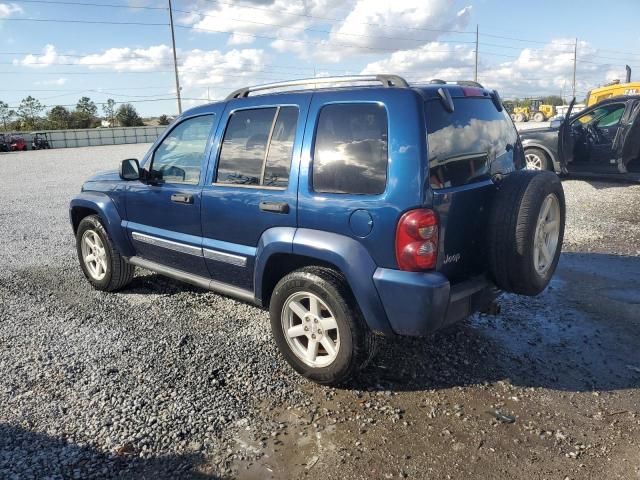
<box><xmin>229</xmin><ymin>180</ymin><xmax>640</xmax><ymax>480</ymax></box>
<box><xmin>1</xmin><ymin>146</ymin><xmax>639</xmax><ymax>480</ymax></box>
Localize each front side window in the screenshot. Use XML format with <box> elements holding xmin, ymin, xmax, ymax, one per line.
<box><xmin>575</xmin><ymin>103</ymin><xmax>625</xmax><ymax>127</ymax></box>
<box><xmin>313</xmin><ymin>103</ymin><xmax>388</xmax><ymax>195</ymax></box>
<box><xmin>151</xmin><ymin>114</ymin><xmax>214</xmax><ymax>184</ymax></box>
<box><xmin>216</xmin><ymin>106</ymin><xmax>299</xmax><ymax>187</ymax></box>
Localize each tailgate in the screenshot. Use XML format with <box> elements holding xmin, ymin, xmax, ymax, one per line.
<box><xmin>432</xmin><ymin>180</ymin><xmax>496</xmax><ymax>283</ymax></box>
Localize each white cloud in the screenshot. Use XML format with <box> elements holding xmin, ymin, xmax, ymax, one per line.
<box><xmin>180</xmin><ymin>48</ymin><xmax>267</xmax><ymax>88</ymax></box>
<box><xmin>77</xmin><ymin>45</ymin><xmax>173</xmax><ymax>71</ymax></box>
<box><xmin>361</xmin><ymin>37</ymin><xmax>622</xmax><ymax>100</ymax></box>
<box><xmin>16</xmin><ymin>44</ymin><xmax>63</xmax><ymax>68</ymax></box>
<box><xmin>316</xmin><ymin>0</ymin><xmax>472</xmax><ymax>61</ymax></box>
<box><xmin>0</xmin><ymin>2</ymin><xmax>22</xmax><ymax>18</ymax></box>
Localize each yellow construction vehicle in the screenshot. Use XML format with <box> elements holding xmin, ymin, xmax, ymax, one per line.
<box><xmin>587</xmin><ymin>66</ymin><xmax>640</xmax><ymax>106</ymax></box>
<box><xmin>511</xmin><ymin>99</ymin><xmax>556</xmax><ymax>122</ymax></box>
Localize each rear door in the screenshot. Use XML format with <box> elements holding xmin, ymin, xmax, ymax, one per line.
<box><xmin>425</xmin><ymin>92</ymin><xmax>522</xmax><ymax>283</ymax></box>
<box><xmin>201</xmin><ymin>94</ymin><xmax>310</xmax><ymax>290</ymax></box>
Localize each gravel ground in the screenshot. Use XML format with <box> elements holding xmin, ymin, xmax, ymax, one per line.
<box><xmin>1</xmin><ymin>145</ymin><xmax>639</xmax><ymax>479</ymax></box>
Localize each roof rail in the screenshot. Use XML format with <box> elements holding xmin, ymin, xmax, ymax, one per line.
<box><xmin>225</xmin><ymin>74</ymin><xmax>409</xmax><ymax>100</ymax></box>
<box><xmin>428</xmin><ymin>79</ymin><xmax>485</xmax><ymax>88</ymax></box>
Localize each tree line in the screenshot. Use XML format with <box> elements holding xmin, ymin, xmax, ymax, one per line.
<box><xmin>0</xmin><ymin>96</ymin><xmax>171</xmax><ymax>132</ymax></box>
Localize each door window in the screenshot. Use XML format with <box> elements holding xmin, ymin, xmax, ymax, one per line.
<box><xmin>151</xmin><ymin>114</ymin><xmax>215</xmax><ymax>184</ymax></box>
<box><xmin>312</xmin><ymin>103</ymin><xmax>388</xmax><ymax>195</ymax></box>
<box><xmin>574</xmin><ymin>104</ymin><xmax>625</xmax><ymax>128</ymax></box>
<box><xmin>216</xmin><ymin>106</ymin><xmax>299</xmax><ymax>187</ymax></box>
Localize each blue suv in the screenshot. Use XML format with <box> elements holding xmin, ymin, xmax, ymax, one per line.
<box><xmin>71</xmin><ymin>75</ymin><xmax>566</xmax><ymax>385</ymax></box>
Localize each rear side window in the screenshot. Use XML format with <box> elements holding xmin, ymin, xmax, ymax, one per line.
<box><xmin>216</xmin><ymin>106</ymin><xmax>298</xmax><ymax>187</ymax></box>
<box><xmin>426</xmin><ymin>98</ymin><xmax>517</xmax><ymax>189</ymax></box>
<box><xmin>313</xmin><ymin>103</ymin><xmax>388</xmax><ymax>195</ymax></box>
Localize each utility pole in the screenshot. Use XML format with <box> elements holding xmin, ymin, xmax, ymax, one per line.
<box><xmin>168</xmin><ymin>0</ymin><xmax>182</xmax><ymax>115</ymax></box>
<box><xmin>572</xmin><ymin>38</ymin><xmax>577</xmax><ymax>99</ymax></box>
<box><xmin>474</xmin><ymin>24</ymin><xmax>479</xmax><ymax>82</ymax></box>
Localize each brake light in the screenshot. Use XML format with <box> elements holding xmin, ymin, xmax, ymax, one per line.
<box><xmin>462</xmin><ymin>87</ymin><xmax>484</xmax><ymax>97</ymax></box>
<box><xmin>395</xmin><ymin>209</ymin><xmax>439</xmax><ymax>271</ymax></box>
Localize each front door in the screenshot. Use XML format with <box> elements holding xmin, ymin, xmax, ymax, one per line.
<box><xmin>200</xmin><ymin>95</ymin><xmax>310</xmax><ymax>290</ymax></box>
<box><xmin>566</xmin><ymin>102</ymin><xmax>626</xmax><ymax>174</ymax></box>
<box><xmin>125</xmin><ymin>113</ymin><xmax>218</xmax><ymax>277</ymax></box>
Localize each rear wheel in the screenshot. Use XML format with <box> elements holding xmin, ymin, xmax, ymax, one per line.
<box><xmin>269</xmin><ymin>267</ymin><xmax>377</xmax><ymax>385</ymax></box>
<box><xmin>487</xmin><ymin>170</ymin><xmax>565</xmax><ymax>296</ymax></box>
<box><xmin>524</xmin><ymin>147</ymin><xmax>549</xmax><ymax>171</ymax></box>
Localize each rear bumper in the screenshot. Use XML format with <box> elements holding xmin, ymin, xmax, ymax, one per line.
<box><xmin>372</xmin><ymin>268</ymin><xmax>498</xmax><ymax>336</ymax></box>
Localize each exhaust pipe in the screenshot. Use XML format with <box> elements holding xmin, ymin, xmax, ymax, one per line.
<box><xmin>626</xmin><ymin>65</ymin><xmax>632</xmax><ymax>83</ymax></box>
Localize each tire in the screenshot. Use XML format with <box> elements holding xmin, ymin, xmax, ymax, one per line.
<box><xmin>532</xmin><ymin>112</ymin><xmax>545</xmax><ymax>122</ymax></box>
<box><xmin>514</xmin><ymin>113</ymin><xmax>525</xmax><ymax>122</ymax></box>
<box><xmin>524</xmin><ymin>147</ymin><xmax>549</xmax><ymax>171</ymax></box>
<box><xmin>487</xmin><ymin>170</ymin><xmax>565</xmax><ymax>296</ymax></box>
<box><xmin>76</xmin><ymin>214</ymin><xmax>135</xmax><ymax>291</ymax></box>
<box><xmin>269</xmin><ymin>267</ymin><xmax>378</xmax><ymax>386</ymax></box>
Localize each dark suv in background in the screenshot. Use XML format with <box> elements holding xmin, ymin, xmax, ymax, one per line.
<box><xmin>521</xmin><ymin>97</ymin><xmax>640</xmax><ymax>179</ymax></box>
<box><xmin>70</xmin><ymin>75</ymin><xmax>565</xmax><ymax>385</ymax></box>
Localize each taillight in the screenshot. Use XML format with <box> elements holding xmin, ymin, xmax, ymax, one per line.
<box><xmin>395</xmin><ymin>209</ymin><xmax>439</xmax><ymax>271</ymax></box>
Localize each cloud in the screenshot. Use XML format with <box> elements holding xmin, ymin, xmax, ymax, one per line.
<box><xmin>180</xmin><ymin>48</ymin><xmax>267</xmax><ymax>88</ymax></box>
<box><xmin>15</xmin><ymin>44</ymin><xmax>63</xmax><ymax>68</ymax></box>
<box><xmin>0</xmin><ymin>2</ymin><xmax>22</xmax><ymax>18</ymax></box>
<box><xmin>76</xmin><ymin>45</ymin><xmax>173</xmax><ymax>71</ymax></box>
<box><xmin>361</xmin><ymin>37</ymin><xmax>623</xmax><ymax>100</ymax></box>
<box><xmin>316</xmin><ymin>0</ymin><xmax>472</xmax><ymax>61</ymax></box>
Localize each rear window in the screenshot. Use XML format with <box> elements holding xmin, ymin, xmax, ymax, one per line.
<box><xmin>312</xmin><ymin>103</ymin><xmax>388</xmax><ymax>195</ymax></box>
<box><xmin>426</xmin><ymin>97</ymin><xmax>517</xmax><ymax>189</ymax></box>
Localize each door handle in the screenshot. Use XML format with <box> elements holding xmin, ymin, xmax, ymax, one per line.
<box><xmin>259</xmin><ymin>201</ymin><xmax>289</xmax><ymax>214</ymax></box>
<box><xmin>171</xmin><ymin>193</ymin><xmax>194</xmax><ymax>204</ymax></box>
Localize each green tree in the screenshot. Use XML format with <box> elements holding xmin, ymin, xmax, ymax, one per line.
<box><xmin>158</xmin><ymin>114</ymin><xmax>170</xmax><ymax>126</ymax></box>
<box><xmin>17</xmin><ymin>96</ymin><xmax>44</xmax><ymax>130</ymax></box>
<box><xmin>102</xmin><ymin>98</ymin><xmax>116</xmax><ymax>127</ymax></box>
<box><xmin>47</xmin><ymin>105</ymin><xmax>72</xmax><ymax>130</ymax></box>
<box><xmin>0</xmin><ymin>101</ymin><xmax>15</xmax><ymax>131</ymax></box>
<box><xmin>116</xmin><ymin>103</ymin><xmax>144</xmax><ymax>127</ymax></box>
<box><xmin>541</xmin><ymin>95</ymin><xmax>564</xmax><ymax>106</ymax></box>
<box><xmin>71</xmin><ymin>96</ymin><xmax>98</xmax><ymax>128</ymax></box>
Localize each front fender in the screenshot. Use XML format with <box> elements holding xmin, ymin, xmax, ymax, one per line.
<box><xmin>69</xmin><ymin>192</ymin><xmax>134</xmax><ymax>257</ymax></box>
<box><xmin>522</xmin><ymin>140</ymin><xmax>561</xmax><ymax>173</ymax></box>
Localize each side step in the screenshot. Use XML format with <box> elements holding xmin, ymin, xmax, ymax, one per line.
<box><xmin>127</xmin><ymin>256</ymin><xmax>258</xmax><ymax>306</ymax></box>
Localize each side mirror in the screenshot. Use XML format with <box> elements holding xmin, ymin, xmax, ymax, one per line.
<box><xmin>119</xmin><ymin>158</ymin><xmax>140</xmax><ymax>180</ymax></box>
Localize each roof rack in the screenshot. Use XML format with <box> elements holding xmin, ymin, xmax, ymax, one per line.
<box><xmin>225</xmin><ymin>74</ymin><xmax>410</xmax><ymax>100</ymax></box>
<box><xmin>428</xmin><ymin>79</ymin><xmax>485</xmax><ymax>88</ymax></box>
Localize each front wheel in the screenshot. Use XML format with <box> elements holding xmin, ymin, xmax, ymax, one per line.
<box><xmin>269</xmin><ymin>267</ymin><xmax>377</xmax><ymax>385</ymax></box>
<box><xmin>524</xmin><ymin>147</ymin><xmax>549</xmax><ymax>171</ymax></box>
<box><xmin>76</xmin><ymin>215</ymin><xmax>135</xmax><ymax>291</ymax></box>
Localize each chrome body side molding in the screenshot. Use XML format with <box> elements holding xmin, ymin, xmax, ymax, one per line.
<box><xmin>203</xmin><ymin>248</ymin><xmax>247</xmax><ymax>267</ymax></box>
<box><xmin>132</xmin><ymin>232</ymin><xmax>202</xmax><ymax>257</ymax></box>
<box><xmin>127</xmin><ymin>256</ymin><xmax>258</xmax><ymax>305</ymax></box>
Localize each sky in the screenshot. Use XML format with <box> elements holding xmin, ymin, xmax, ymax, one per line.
<box><xmin>1</xmin><ymin>0</ymin><xmax>639</xmax><ymax>117</ymax></box>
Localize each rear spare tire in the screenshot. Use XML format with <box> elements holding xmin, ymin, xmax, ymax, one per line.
<box><xmin>487</xmin><ymin>170</ymin><xmax>565</xmax><ymax>296</ymax></box>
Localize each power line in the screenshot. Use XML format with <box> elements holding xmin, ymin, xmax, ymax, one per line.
<box><xmin>11</xmin><ymin>0</ymin><xmax>166</xmax><ymax>9</ymax></box>
<box><xmin>2</xmin><ymin>17</ymin><xmax>168</xmax><ymax>26</ymax></box>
